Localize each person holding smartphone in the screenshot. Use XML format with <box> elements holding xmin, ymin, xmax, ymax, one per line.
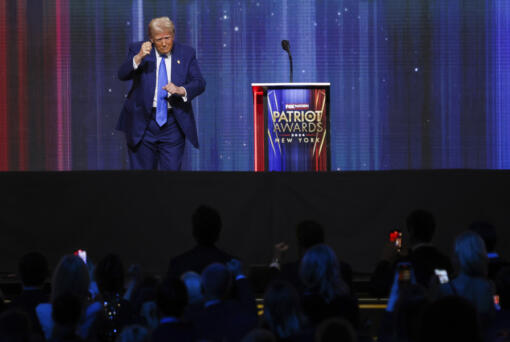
<box><xmin>118</xmin><ymin>16</ymin><xmax>206</xmax><ymax>170</ymax></box>
<box><xmin>370</xmin><ymin>210</ymin><xmax>453</xmax><ymax>297</ymax></box>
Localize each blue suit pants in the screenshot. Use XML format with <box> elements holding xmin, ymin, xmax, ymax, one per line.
<box><xmin>128</xmin><ymin>109</ymin><xmax>185</xmax><ymax>171</ymax></box>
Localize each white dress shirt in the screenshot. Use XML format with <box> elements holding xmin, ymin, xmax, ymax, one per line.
<box><xmin>132</xmin><ymin>49</ymin><xmax>187</xmax><ymax>108</ymax></box>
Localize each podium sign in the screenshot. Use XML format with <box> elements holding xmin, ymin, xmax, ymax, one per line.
<box><xmin>252</xmin><ymin>83</ymin><xmax>330</xmax><ymax>171</ymax></box>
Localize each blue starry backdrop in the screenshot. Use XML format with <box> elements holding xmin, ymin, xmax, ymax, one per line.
<box><xmin>65</xmin><ymin>0</ymin><xmax>510</xmax><ymax>170</ymax></box>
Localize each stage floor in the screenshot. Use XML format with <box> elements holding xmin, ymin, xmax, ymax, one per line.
<box><xmin>1</xmin><ymin>170</ymin><xmax>509</xmax><ymax>277</ymax></box>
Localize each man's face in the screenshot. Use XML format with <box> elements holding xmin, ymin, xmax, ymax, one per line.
<box><xmin>150</xmin><ymin>30</ymin><xmax>174</xmax><ymax>55</ymax></box>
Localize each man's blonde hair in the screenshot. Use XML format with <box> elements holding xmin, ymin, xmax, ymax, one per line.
<box><xmin>148</xmin><ymin>17</ymin><xmax>175</xmax><ymax>38</ymax></box>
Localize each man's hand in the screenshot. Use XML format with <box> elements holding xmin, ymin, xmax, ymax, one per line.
<box><xmin>273</xmin><ymin>242</ymin><xmax>289</xmax><ymax>261</ymax></box>
<box><xmin>163</xmin><ymin>82</ymin><xmax>186</xmax><ymax>97</ymax></box>
<box><xmin>134</xmin><ymin>41</ymin><xmax>152</xmax><ymax>65</ymax></box>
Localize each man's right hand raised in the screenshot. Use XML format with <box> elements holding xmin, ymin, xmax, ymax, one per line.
<box><xmin>134</xmin><ymin>41</ymin><xmax>152</xmax><ymax>66</ymax></box>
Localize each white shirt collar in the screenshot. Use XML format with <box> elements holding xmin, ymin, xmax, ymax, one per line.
<box><xmin>156</xmin><ymin>50</ymin><xmax>171</xmax><ymax>59</ymax></box>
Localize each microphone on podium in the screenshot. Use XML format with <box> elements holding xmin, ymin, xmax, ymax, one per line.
<box><xmin>281</xmin><ymin>40</ymin><xmax>293</xmax><ymax>83</ymax></box>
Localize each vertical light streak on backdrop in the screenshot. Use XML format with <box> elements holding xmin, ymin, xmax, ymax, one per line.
<box><xmin>94</xmin><ymin>0</ymin><xmax>104</xmax><ymax>169</ymax></box>
<box><xmin>16</xmin><ymin>0</ymin><xmax>27</xmax><ymax>170</ymax></box>
<box><xmin>345</xmin><ymin>2</ymin><xmax>363</xmax><ymax>169</ymax></box>
<box><xmin>186</xmin><ymin>0</ymin><xmax>201</xmax><ymax>169</ymax></box>
<box><xmin>55</xmin><ymin>0</ymin><xmax>71</xmax><ymax>170</ymax></box>
<box><xmin>42</xmin><ymin>0</ymin><xmax>54</xmax><ymax>169</ymax></box>
<box><xmin>316</xmin><ymin>1</ymin><xmax>345</xmax><ymax>171</ymax></box>
<box><xmin>217</xmin><ymin>1</ymin><xmax>233</xmax><ymax>170</ymax></box>
<box><xmin>359</xmin><ymin>1</ymin><xmax>370</xmax><ymax>170</ymax></box>
<box><xmin>132</xmin><ymin>0</ymin><xmax>144</xmax><ymax>41</ymax></box>
<box><xmin>487</xmin><ymin>0</ymin><xmax>510</xmax><ymax>168</ymax></box>
<box><xmin>42</xmin><ymin>0</ymin><xmax>71</xmax><ymax>170</ymax></box>
<box><xmin>431</xmin><ymin>1</ymin><xmax>462</xmax><ymax>168</ymax></box>
<box><xmin>370</xmin><ymin>1</ymin><xmax>382</xmax><ymax>170</ymax></box>
<box><xmin>235</xmin><ymin>0</ymin><xmax>249</xmax><ymax>171</ymax></box>
<box><xmin>0</xmin><ymin>0</ymin><xmax>8</xmax><ymax>170</ymax></box>
<box><xmin>461</xmin><ymin>0</ymin><xmax>488</xmax><ymax>168</ymax></box>
<box><xmin>340</xmin><ymin>1</ymin><xmax>370</xmax><ymax>170</ymax></box>
<box><xmin>220</xmin><ymin>1</ymin><xmax>237</xmax><ymax>170</ymax></box>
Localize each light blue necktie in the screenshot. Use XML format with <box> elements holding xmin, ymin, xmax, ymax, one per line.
<box><xmin>156</xmin><ymin>55</ymin><xmax>168</xmax><ymax>126</ymax></box>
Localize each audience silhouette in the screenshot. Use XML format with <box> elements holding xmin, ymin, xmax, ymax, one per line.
<box><xmin>436</xmin><ymin>231</ymin><xmax>495</xmax><ymax>316</ymax></box>
<box><xmin>1</xmin><ymin>206</ymin><xmax>509</xmax><ymax>342</ymax></box>
<box><xmin>36</xmin><ymin>254</ymin><xmax>102</xmax><ymax>340</ymax></box>
<box><xmin>271</xmin><ymin>220</ymin><xmax>354</xmax><ymax>295</ymax></box>
<box><xmin>299</xmin><ymin>244</ymin><xmax>360</xmax><ymax>329</ymax></box>
<box><xmin>469</xmin><ymin>221</ymin><xmax>510</xmax><ymax>282</ymax></box>
<box><xmin>261</xmin><ymin>280</ymin><xmax>311</xmax><ymax>341</ymax></box>
<box><xmin>49</xmin><ymin>293</ymin><xmax>84</xmax><ymax>342</ymax></box>
<box><xmin>151</xmin><ymin>277</ymin><xmax>195</xmax><ymax>342</ymax></box>
<box><xmin>186</xmin><ymin>262</ymin><xmax>258</xmax><ymax>342</ymax></box>
<box><xmin>8</xmin><ymin>252</ymin><xmax>49</xmax><ymax>337</ymax></box>
<box><xmin>167</xmin><ymin>205</ymin><xmax>235</xmax><ymax>279</ymax></box>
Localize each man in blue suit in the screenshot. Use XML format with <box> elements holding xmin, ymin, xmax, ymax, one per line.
<box><xmin>117</xmin><ymin>17</ymin><xmax>206</xmax><ymax>170</ymax></box>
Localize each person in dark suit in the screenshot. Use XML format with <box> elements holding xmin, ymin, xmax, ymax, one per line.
<box><xmin>167</xmin><ymin>205</ymin><xmax>235</xmax><ymax>278</ymax></box>
<box><xmin>8</xmin><ymin>252</ymin><xmax>50</xmax><ymax>337</ymax></box>
<box><xmin>186</xmin><ymin>263</ymin><xmax>258</xmax><ymax>342</ymax></box>
<box><xmin>117</xmin><ymin>16</ymin><xmax>206</xmax><ymax>170</ymax></box>
<box><xmin>151</xmin><ymin>277</ymin><xmax>195</xmax><ymax>342</ymax></box>
<box><xmin>370</xmin><ymin>209</ymin><xmax>453</xmax><ymax>297</ymax></box>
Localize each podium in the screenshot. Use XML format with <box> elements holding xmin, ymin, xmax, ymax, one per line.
<box><xmin>252</xmin><ymin>83</ymin><xmax>331</xmax><ymax>172</ymax></box>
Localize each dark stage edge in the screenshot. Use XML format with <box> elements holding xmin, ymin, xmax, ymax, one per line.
<box><xmin>1</xmin><ymin>170</ymin><xmax>509</xmax><ymax>277</ymax></box>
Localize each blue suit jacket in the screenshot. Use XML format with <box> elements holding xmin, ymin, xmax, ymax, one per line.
<box><xmin>117</xmin><ymin>41</ymin><xmax>206</xmax><ymax>148</ymax></box>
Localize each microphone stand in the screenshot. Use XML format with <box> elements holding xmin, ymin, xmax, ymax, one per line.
<box><xmin>282</xmin><ymin>40</ymin><xmax>293</xmax><ymax>83</ymax></box>
<box><xmin>288</xmin><ymin>53</ymin><xmax>293</xmax><ymax>83</ymax></box>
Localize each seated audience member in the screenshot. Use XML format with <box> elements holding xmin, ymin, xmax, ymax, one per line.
<box><xmin>180</xmin><ymin>271</ymin><xmax>203</xmax><ymax>314</ymax></box>
<box><xmin>469</xmin><ymin>221</ymin><xmax>510</xmax><ymax>281</ymax></box>
<box><xmin>242</xmin><ymin>328</ymin><xmax>276</xmax><ymax>342</ymax></box>
<box><xmin>8</xmin><ymin>252</ymin><xmax>49</xmax><ymax>336</ymax></box>
<box><xmin>139</xmin><ymin>301</ymin><xmax>158</xmax><ymax>332</ymax></box>
<box><xmin>0</xmin><ymin>310</ymin><xmax>32</xmax><ymax>342</ymax></box>
<box><xmin>36</xmin><ymin>255</ymin><xmax>102</xmax><ymax>340</ymax></box>
<box><xmin>419</xmin><ymin>295</ymin><xmax>483</xmax><ymax>342</ymax></box>
<box><xmin>315</xmin><ymin>318</ymin><xmax>357</xmax><ymax>342</ymax></box>
<box><xmin>271</xmin><ymin>220</ymin><xmax>353</xmax><ymax>293</ymax></box>
<box><xmin>167</xmin><ymin>205</ymin><xmax>235</xmax><ymax>278</ymax></box>
<box><xmin>378</xmin><ymin>280</ymin><xmax>428</xmax><ymax>342</ymax></box>
<box><xmin>299</xmin><ymin>244</ymin><xmax>359</xmax><ymax>329</ymax></box>
<box><xmin>370</xmin><ymin>209</ymin><xmax>452</xmax><ymax>296</ymax></box>
<box><xmin>49</xmin><ymin>293</ymin><xmax>83</xmax><ymax>342</ymax></box>
<box><xmin>485</xmin><ymin>266</ymin><xmax>510</xmax><ymax>342</ymax></box>
<box><xmin>438</xmin><ymin>231</ymin><xmax>495</xmax><ymax>316</ymax></box>
<box><xmin>94</xmin><ymin>254</ymin><xmax>134</xmax><ymax>342</ymax></box>
<box><xmin>116</xmin><ymin>325</ymin><xmax>150</xmax><ymax>342</ymax></box>
<box><xmin>261</xmin><ymin>281</ymin><xmax>312</xmax><ymax>342</ymax></box>
<box><xmin>129</xmin><ymin>274</ymin><xmax>159</xmax><ymax>328</ymax></box>
<box><xmin>187</xmin><ymin>262</ymin><xmax>257</xmax><ymax>342</ymax></box>
<box><xmin>151</xmin><ymin>277</ymin><xmax>194</xmax><ymax>342</ymax></box>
